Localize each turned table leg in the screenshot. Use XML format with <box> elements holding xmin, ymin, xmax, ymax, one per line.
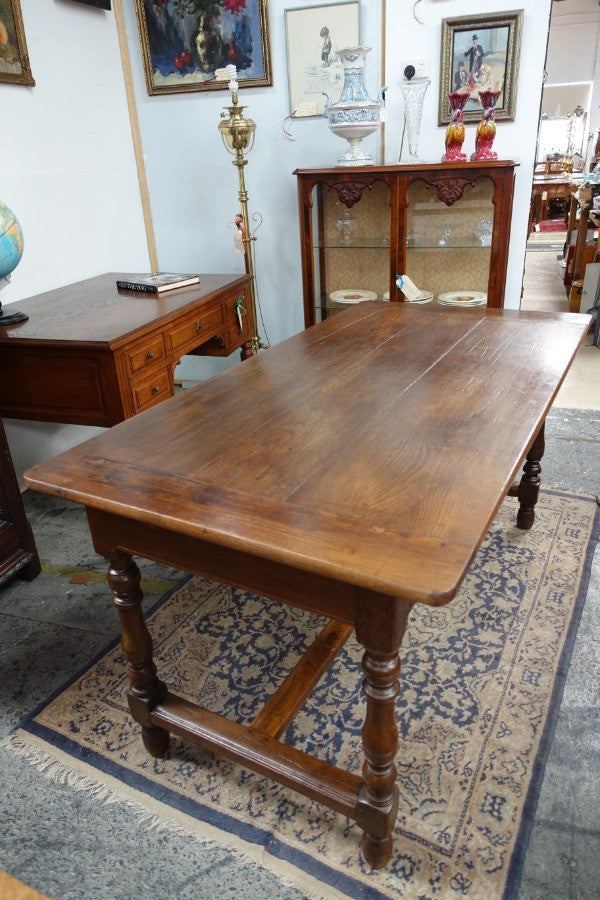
<box><xmin>516</xmin><ymin>421</ymin><xmax>545</xmax><ymax>530</ymax></box>
<box><xmin>355</xmin><ymin>594</ymin><xmax>413</xmax><ymax>868</ymax></box>
<box><xmin>107</xmin><ymin>551</ymin><xmax>170</xmax><ymax>757</ymax></box>
<box><xmin>240</xmin><ymin>340</ymin><xmax>254</xmax><ymax>360</ymax></box>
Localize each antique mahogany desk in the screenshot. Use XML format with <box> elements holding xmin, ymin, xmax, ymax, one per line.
<box><xmin>0</xmin><ymin>272</ymin><xmax>253</xmax><ymax>427</ymax></box>
<box><xmin>24</xmin><ymin>303</ymin><xmax>589</xmax><ymax>867</ymax></box>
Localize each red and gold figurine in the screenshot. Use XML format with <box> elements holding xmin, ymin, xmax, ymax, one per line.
<box><xmin>442</xmin><ymin>91</ymin><xmax>469</xmax><ymax>162</ymax></box>
<box><xmin>471</xmin><ymin>89</ymin><xmax>501</xmax><ymax>161</ymax></box>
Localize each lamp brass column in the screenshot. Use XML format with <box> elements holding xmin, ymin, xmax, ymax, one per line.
<box><xmin>218</xmin><ymin>79</ymin><xmax>266</xmax><ymax>351</ymax></box>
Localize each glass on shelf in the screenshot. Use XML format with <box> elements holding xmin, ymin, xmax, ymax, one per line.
<box><xmin>474</xmin><ymin>219</ymin><xmax>493</xmax><ymax>247</ymax></box>
<box><xmin>438</xmin><ymin>225</ymin><xmax>453</xmax><ymax>246</ymax></box>
<box><xmin>336</xmin><ymin>208</ymin><xmax>356</xmax><ymax>246</ymax></box>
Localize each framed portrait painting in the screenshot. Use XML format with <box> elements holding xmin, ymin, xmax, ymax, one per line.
<box><xmin>0</xmin><ymin>0</ymin><xmax>34</xmax><ymax>86</ymax></box>
<box><xmin>284</xmin><ymin>1</ymin><xmax>360</xmax><ymax>117</ymax></box>
<box><xmin>134</xmin><ymin>0</ymin><xmax>272</xmax><ymax>95</ymax></box>
<box><xmin>438</xmin><ymin>10</ymin><xmax>523</xmax><ymax>125</ymax></box>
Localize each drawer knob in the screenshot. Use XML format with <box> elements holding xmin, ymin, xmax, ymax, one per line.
<box><xmin>196</xmin><ymin>321</ymin><xmax>203</xmax><ymax>334</ymax></box>
<box><xmin>152</xmin><ymin>385</ymin><xmax>160</xmax><ymax>393</ymax></box>
<box><xmin>146</xmin><ymin>351</ymin><xmax>155</xmax><ymax>359</ymax></box>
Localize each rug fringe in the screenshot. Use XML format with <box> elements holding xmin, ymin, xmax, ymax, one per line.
<box><xmin>2</xmin><ymin>730</ymin><xmax>346</xmax><ymax>900</ymax></box>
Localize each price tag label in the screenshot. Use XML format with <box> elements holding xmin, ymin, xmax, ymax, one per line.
<box><xmin>395</xmin><ymin>274</ymin><xmax>423</xmax><ymax>302</ymax></box>
<box><xmin>295</xmin><ymin>101</ymin><xmax>318</xmax><ymax>117</ymax></box>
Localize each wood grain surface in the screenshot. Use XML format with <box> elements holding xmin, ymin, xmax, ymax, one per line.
<box><xmin>0</xmin><ymin>273</ymin><xmax>249</xmax><ymax>346</ymax></box>
<box><xmin>25</xmin><ymin>302</ymin><xmax>590</xmax><ymax>604</ymax></box>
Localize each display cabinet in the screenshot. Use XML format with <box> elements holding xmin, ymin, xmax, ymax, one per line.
<box><xmin>295</xmin><ymin>160</ymin><xmax>518</xmax><ymax>326</ymax></box>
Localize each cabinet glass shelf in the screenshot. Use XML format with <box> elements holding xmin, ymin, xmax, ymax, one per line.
<box><xmin>313</xmin><ymin>242</ymin><xmax>390</xmax><ymax>250</ymax></box>
<box><xmin>313</xmin><ymin>242</ymin><xmax>493</xmax><ymax>251</ymax></box>
<box><xmin>407</xmin><ymin>244</ymin><xmax>491</xmax><ymax>251</ymax></box>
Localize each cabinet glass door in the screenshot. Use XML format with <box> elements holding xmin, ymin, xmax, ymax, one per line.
<box><xmin>405</xmin><ymin>178</ymin><xmax>494</xmax><ymax>304</ymax></box>
<box><xmin>311</xmin><ymin>181</ymin><xmax>391</xmax><ymax>321</ymax></box>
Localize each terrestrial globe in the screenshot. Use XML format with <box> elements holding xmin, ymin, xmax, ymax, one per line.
<box><xmin>0</xmin><ymin>201</ymin><xmax>28</xmax><ymax>325</ymax></box>
<box><xmin>0</xmin><ymin>201</ymin><xmax>24</xmax><ymax>279</ymax></box>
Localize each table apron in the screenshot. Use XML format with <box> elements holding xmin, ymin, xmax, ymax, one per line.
<box><xmin>86</xmin><ymin>507</ymin><xmax>360</xmax><ymax>625</ymax></box>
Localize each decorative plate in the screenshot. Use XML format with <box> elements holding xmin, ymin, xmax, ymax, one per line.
<box><xmin>383</xmin><ymin>290</ymin><xmax>433</xmax><ymax>303</ymax></box>
<box><xmin>437</xmin><ymin>291</ymin><xmax>487</xmax><ymax>306</ymax></box>
<box><xmin>329</xmin><ymin>290</ymin><xmax>378</xmax><ymax>304</ymax></box>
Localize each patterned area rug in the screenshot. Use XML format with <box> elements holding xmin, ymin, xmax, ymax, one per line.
<box><xmin>535</xmin><ymin>219</ymin><xmax>567</xmax><ymax>233</ymax></box>
<box><xmin>6</xmin><ymin>491</ymin><xmax>598</xmax><ymax>899</ymax></box>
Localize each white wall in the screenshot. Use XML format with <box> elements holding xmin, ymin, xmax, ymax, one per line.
<box><xmin>541</xmin><ymin>83</ymin><xmax>592</xmax><ymax>118</ymax></box>
<box><xmin>2</xmin><ymin>0</ymin><xmax>150</xmax><ymax>479</ymax></box>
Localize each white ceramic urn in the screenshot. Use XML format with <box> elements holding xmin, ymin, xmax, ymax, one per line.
<box><xmin>323</xmin><ymin>47</ymin><xmax>384</xmax><ymax>166</ymax></box>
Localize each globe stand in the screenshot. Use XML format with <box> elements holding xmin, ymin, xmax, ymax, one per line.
<box><xmin>0</xmin><ymin>276</ymin><xmax>28</xmax><ymax>326</ymax></box>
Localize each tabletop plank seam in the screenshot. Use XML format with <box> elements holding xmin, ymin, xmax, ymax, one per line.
<box><xmin>283</xmin><ymin>317</ymin><xmax>486</xmax><ymax>504</ymax></box>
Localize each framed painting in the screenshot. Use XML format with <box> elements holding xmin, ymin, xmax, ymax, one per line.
<box><xmin>284</xmin><ymin>1</ymin><xmax>360</xmax><ymax>117</ymax></box>
<box><xmin>0</xmin><ymin>0</ymin><xmax>34</xmax><ymax>86</ymax></box>
<box><xmin>134</xmin><ymin>0</ymin><xmax>272</xmax><ymax>95</ymax></box>
<box><xmin>71</xmin><ymin>0</ymin><xmax>112</xmax><ymax>8</ymax></box>
<box><xmin>438</xmin><ymin>10</ymin><xmax>523</xmax><ymax>125</ymax></box>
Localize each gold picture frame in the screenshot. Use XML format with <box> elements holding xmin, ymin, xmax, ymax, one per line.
<box><xmin>133</xmin><ymin>0</ymin><xmax>272</xmax><ymax>96</ymax></box>
<box><xmin>0</xmin><ymin>0</ymin><xmax>35</xmax><ymax>86</ymax></box>
<box><xmin>438</xmin><ymin>10</ymin><xmax>523</xmax><ymax>125</ymax></box>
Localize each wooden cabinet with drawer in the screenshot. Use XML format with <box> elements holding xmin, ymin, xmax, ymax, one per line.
<box><xmin>197</xmin><ymin>287</ymin><xmax>253</xmax><ymax>358</ymax></box>
<box><xmin>0</xmin><ymin>273</ymin><xmax>254</xmax><ymax>427</ymax></box>
<box><xmin>166</xmin><ymin>298</ymin><xmax>223</xmax><ymax>355</ymax></box>
<box><xmin>124</xmin><ymin>333</ymin><xmax>166</xmax><ymax>376</ymax></box>
<box><xmin>130</xmin><ymin>366</ymin><xmax>173</xmax><ymax>414</ymax></box>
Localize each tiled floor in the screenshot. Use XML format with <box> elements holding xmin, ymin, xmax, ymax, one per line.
<box><xmin>522</xmin><ymin>238</ymin><xmax>599</xmax><ymax>410</ymax></box>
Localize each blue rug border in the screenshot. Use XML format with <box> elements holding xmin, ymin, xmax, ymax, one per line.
<box><xmin>14</xmin><ymin>490</ymin><xmax>600</xmax><ymax>900</ymax></box>
<box><xmin>16</xmin><ymin>582</ymin><xmax>388</xmax><ymax>898</ymax></box>
<box><xmin>22</xmin><ymin>716</ymin><xmax>386</xmax><ymax>900</ymax></box>
<box><xmin>502</xmin><ymin>492</ymin><xmax>600</xmax><ymax>900</ymax></box>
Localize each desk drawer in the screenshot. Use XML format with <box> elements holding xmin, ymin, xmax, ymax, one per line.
<box><xmin>125</xmin><ymin>334</ymin><xmax>166</xmax><ymax>375</ymax></box>
<box><xmin>131</xmin><ymin>367</ymin><xmax>172</xmax><ymax>413</ymax></box>
<box><xmin>167</xmin><ymin>302</ymin><xmax>223</xmax><ymax>354</ymax></box>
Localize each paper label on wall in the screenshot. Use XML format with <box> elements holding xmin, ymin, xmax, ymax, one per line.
<box><xmin>396</xmin><ymin>274</ymin><xmax>423</xmax><ymax>302</ymax></box>
<box><xmin>294</xmin><ymin>101</ymin><xmax>318</xmax><ymax>117</ymax></box>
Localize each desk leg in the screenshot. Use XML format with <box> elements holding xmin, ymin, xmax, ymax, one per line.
<box><xmin>355</xmin><ymin>594</ymin><xmax>413</xmax><ymax>868</ymax></box>
<box><xmin>240</xmin><ymin>340</ymin><xmax>254</xmax><ymax>360</ymax></box>
<box><xmin>516</xmin><ymin>421</ymin><xmax>545</xmax><ymax>530</ymax></box>
<box><xmin>107</xmin><ymin>552</ymin><xmax>170</xmax><ymax>757</ymax></box>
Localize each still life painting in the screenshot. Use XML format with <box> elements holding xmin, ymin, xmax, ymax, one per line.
<box><xmin>285</xmin><ymin>1</ymin><xmax>359</xmax><ymax>117</ymax></box>
<box><xmin>134</xmin><ymin>0</ymin><xmax>272</xmax><ymax>95</ymax></box>
<box><xmin>439</xmin><ymin>11</ymin><xmax>523</xmax><ymax>124</ymax></box>
<box><xmin>0</xmin><ymin>0</ymin><xmax>34</xmax><ymax>86</ymax></box>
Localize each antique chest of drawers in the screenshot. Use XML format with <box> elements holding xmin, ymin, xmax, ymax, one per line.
<box><xmin>0</xmin><ymin>272</ymin><xmax>253</xmax><ymax>426</ymax></box>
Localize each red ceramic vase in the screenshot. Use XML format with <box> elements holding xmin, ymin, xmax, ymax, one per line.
<box><xmin>442</xmin><ymin>91</ymin><xmax>469</xmax><ymax>162</ymax></box>
<box><xmin>471</xmin><ymin>90</ymin><xmax>501</xmax><ymax>161</ymax></box>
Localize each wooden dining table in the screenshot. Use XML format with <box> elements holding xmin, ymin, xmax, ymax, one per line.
<box><xmin>24</xmin><ymin>301</ymin><xmax>590</xmax><ymax>868</ymax></box>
